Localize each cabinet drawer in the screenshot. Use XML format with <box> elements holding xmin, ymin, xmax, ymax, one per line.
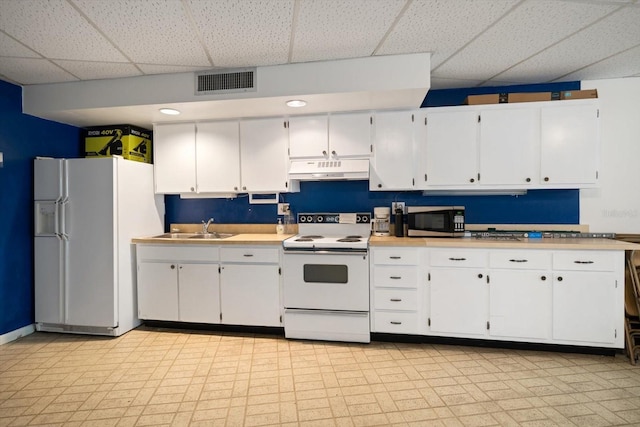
<box><xmin>220</xmin><ymin>246</ymin><xmax>280</xmax><ymax>263</ymax></box>
<box><xmin>374</xmin><ymin>289</ymin><xmax>418</xmax><ymax>311</ymax></box>
<box><xmin>373</xmin><ymin>266</ymin><xmax>418</xmax><ymax>288</ymax></box>
<box><xmin>373</xmin><ymin>248</ymin><xmax>418</xmax><ymax>265</ymax></box>
<box><xmin>137</xmin><ymin>244</ymin><xmax>219</xmax><ymax>262</ymax></box>
<box><xmin>553</xmin><ymin>251</ymin><xmax>616</xmax><ymax>271</ymax></box>
<box><xmin>490</xmin><ymin>250</ymin><xmax>551</xmax><ymax>270</ymax></box>
<box><xmin>430</xmin><ymin>249</ymin><xmax>487</xmax><ymax>268</ymax></box>
<box><xmin>373</xmin><ymin>311</ymin><xmax>421</xmax><ymax>334</ymax></box>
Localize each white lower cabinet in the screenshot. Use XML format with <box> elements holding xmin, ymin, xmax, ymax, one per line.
<box><xmin>136</xmin><ymin>244</ymin><xmax>283</xmax><ymax>328</ymax></box>
<box><xmin>220</xmin><ymin>246</ymin><xmax>281</xmax><ymax>327</ymax></box>
<box><xmin>370</xmin><ymin>247</ymin><xmax>427</xmax><ymax>335</ymax></box>
<box><xmin>137</xmin><ymin>245</ymin><xmax>220</xmax><ymax>323</ymax></box>
<box><xmin>488</xmin><ymin>250</ymin><xmax>551</xmax><ymax>340</ymax></box>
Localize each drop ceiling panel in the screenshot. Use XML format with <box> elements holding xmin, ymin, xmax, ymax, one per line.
<box><xmin>187</xmin><ymin>0</ymin><xmax>294</xmax><ymax>67</ymax></box>
<box><xmin>0</xmin><ymin>32</ymin><xmax>39</xmax><ymax>58</ymax></box>
<box><xmin>137</xmin><ymin>64</ymin><xmax>213</xmax><ymax>75</ymax></box>
<box><xmin>558</xmin><ymin>44</ymin><xmax>640</xmax><ymax>82</ymax></box>
<box><xmin>0</xmin><ymin>0</ymin><xmax>127</xmax><ymax>62</ymax></box>
<box><xmin>378</xmin><ymin>0</ymin><xmax>519</xmax><ymax>68</ymax></box>
<box><xmin>291</xmin><ymin>0</ymin><xmax>405</xmax><ymax>63</ymax></box>
<box><xmin>493</xmin><ymin>6</ymin><xmax>640</xmax><ymax>83</ymax></box>
<box><xmin>53</xmin><ymin>60</ymin><xmax>142</xmax><ymax>81</ymax></box>
<box><xmin>0</xmin><ymin>58</ymin><xmax>77</xmax><ymax>85</ymax></box>
<box><xmin>433</xmin><ymin>0</ymin><xmax>618</xmax><ymax>81</ymax></box>
<box><xmin>429</xmin><ymin>77</ymin><xmax>486</xmax><ymax>90</ymax></box>
<box><xmin>72</xmin><ymin>0</ymin><xmax>210</xmax><ymax>67</ymax></box>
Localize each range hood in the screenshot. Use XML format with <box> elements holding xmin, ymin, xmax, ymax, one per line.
<box><xmin>289</xmin><ymin>159</ymin><xmax>369</xmax><ymax>181</ymax></box>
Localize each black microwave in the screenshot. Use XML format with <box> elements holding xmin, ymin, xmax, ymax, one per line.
<box><xmin>407</xmin><ymin>206</ymin><xmax>465</xmax><ymax>237</ymax></box>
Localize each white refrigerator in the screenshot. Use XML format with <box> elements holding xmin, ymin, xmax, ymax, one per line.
<box><xmin>34</xmin><ymin>156</ymin><xmax>164</xmax><ymax>336</ymax></box>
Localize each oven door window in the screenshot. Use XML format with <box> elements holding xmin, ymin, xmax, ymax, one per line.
<box><xmin>303</xmin><ymin>264</ymin><xmax>348</xmax><ymax>284</ymax></box>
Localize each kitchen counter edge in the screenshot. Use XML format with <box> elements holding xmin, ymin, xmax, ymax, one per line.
<box><xmin>132</xmin><ymin>233</ymin><xmax>294</xmax><ymax>245</ymax></box>
<box><xmin>370</xmin><ymin>236</ymin><xmax>640</xmax><ymax>250</ymax></box>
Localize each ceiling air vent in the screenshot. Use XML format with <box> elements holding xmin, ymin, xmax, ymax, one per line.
<box><xmin>195</xmin><ymin>68</ymin><xmax>257</xmax><ymax>95</ymax></box>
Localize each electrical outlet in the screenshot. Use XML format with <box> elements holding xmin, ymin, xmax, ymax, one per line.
<box><xmin>278</xmin><ymin>203</ymin><xmax>290</xmax><ymax>215</ymax></box>
<box><xmin>392</xmin><ymin>201</ymin><xmax>405</xmax><ymax>213</ymax></box>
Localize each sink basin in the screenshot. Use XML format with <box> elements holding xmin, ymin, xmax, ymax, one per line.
<box><xmin>153</xmin><ymin>233</ymin><xmax>198</xmax><ymax>239</ymax></box>
<box><xmin>188</xmin><ymin>233</ymin><xmax>235</xmax><ymax>239</ymax></box>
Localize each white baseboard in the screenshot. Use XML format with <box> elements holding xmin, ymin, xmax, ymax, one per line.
<box><xmin>0</xmin><ymin>324</ymin><xmax>35</xmax><ymax>345</ymax></box>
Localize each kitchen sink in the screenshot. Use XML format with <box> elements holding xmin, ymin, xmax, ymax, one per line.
<box><xmin>188</xmin><ymin>233</ymin><xmax>235</xmax><ymax>239</ymax></box>
<box><xmin>153</xmin><ymin>233</ymin><xmax>198</xmax><ymax>239</ymax></box>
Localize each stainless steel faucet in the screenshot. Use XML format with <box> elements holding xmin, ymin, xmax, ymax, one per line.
<box><xmin>202</xmin><ymin>218</ymin><xmax>214</xmax><ymax>234</ymax></box>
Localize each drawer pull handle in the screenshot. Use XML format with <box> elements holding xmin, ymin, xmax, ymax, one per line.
<box><xmin>390</xmin><ymin>276</ymin><xmax>402</xmax><ymax>280</ymax></box>
<box><xmin>390</xmin><ymin>321</ymin><xmax>402</xmax><ymax>325</ymax></box>
<box><xmin>243</xmin><ymin>254</ymin><xmax>254</xmax><ymax>257</ymax></box>
<box><xmin>509</xmin><ymin>259</ymin><xmax>528</xmax><ymax>263</ymax></box>
<box><xmin>390</xmin><ymin>298</ymin><xmax>402</xmax><ymax>302</ymax></box>
<box><xmin>449</xmin><ymin>257</ymin><xmax>466</xmax><ymax>261</ymax></box>
<box><xmin>574</xmin><ymin>260</ymin><xmax>594</xmax><ymax>264</ymax></box>
<box><xmin>390</xmin><ymin>256</ymin><xmax>401</xmax><ymax>260</ymax></box>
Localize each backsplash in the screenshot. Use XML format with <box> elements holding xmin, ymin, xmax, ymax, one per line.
<box><xmin>164</xmin><ymin>81</ymin><xmax>582</xmax><ymax>229</ymax></box>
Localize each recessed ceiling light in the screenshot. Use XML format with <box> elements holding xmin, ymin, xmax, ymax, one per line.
<box><xmin>159</xmin><ymin>108</ymin><xmax>181</xmax><ymax>115</ymax></box>
<box><xmin>286</xmin><ymin>100</ymin><xmax>307</xmax><ymax>108</ymax></box>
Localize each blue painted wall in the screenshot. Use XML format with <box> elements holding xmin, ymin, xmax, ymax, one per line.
<box><xmin>0</xmin><ymin>80</ymin><xmax>80</xmax><ymax>336</ymax></box>
<box><xmin>166</xmin><ymin>81</ymin><xmax>582</xmax><ymax>229</ymax></box>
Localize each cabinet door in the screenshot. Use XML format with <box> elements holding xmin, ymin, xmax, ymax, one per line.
<box><xmin>220</xmin><ymin>264</ymin><xmax>281</xmax><ymax>327</ymax></box>
<box><xmin>479</xmin><ymin>107</ymin><xmax>538</xmax><ymax>186</ymax></box>
<box><xmin>178</xmin><ymin>263</ymin><xmax>220</xmax><ymax>324</ymax></box>
<box><xmin>153</xmin><ymin>123</ymin><xmax>196</xmax><ymax>194</ymax></box>
<box><xmin>240</xmin><ymin>118</ymin><xmax>289</xmax><ymax>192</ymax></box>
<box><xmin>552</xmin><ymin>271</ymin><xmax>617</xmax><ymax>344</ymax></box>
<box><xmin>540</xmin><ymin>102</ymin><xmax>599</xmax><ymax>186</ymax></box>
<box><xmin>329</xmin><ymin>112</ymin><xmax>372</xmax><ymax>158</ymax></box>
<box><xmin>429</xmin><ymin>268</ymin><xmax>487</xmax><ymax>336</ymax></box>
<box><xmin>370</xmin><ymin>110</ymin><xmax>415</xmax><ymax>190</ymax></box>
<box><xmin>196</xmin><ymin>121</ymin><xmax>241</xmax><ymax>193</ymax></box>
<box><xmin>489</xmin><ymin>270</ymin><xmax>551</xmax><ymax>340</ymax></box>
<box><xmin>288</xmin><ymin>115</ymin><xmax>328</xmax><ymax>158</ymax></box>
<box><xmin>424</xmin><ymin>110</ymin><xmax>478</xmax><ymax>187</ymax></box>
<box><xmin>137</xmin><ymin>262</ymin><xmax>179</xmax><ymax>321</ymax></box>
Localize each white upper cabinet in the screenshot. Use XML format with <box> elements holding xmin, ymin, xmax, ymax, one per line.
<box><xmin>196</xmin><ymin>120</ymin><xmax>241</xmax><ymax>193</ymax></box>
<box><xmin>153</xmin><ymin>123</ymin><xmax>197</xmax><ymax>194</ymax></box>
<box><xmin>422</xmin><ymin>109</ymin><xmax>479</xmax><ymax>188</ymax></box>
<box><xmin>540</xmin><ymin>101</ymin><xmax>599</xmax><ymax>186</ymax></box>
<box><xmin>240</xmin><ymin>117</ymin><xmax>289</xmax><ymax>193</ymax></box>
<box><xmin>479</xmin><ymin>106</ymin><xmax>539</xmax><ymax>186</ymax></box>
<box><xmin>370</xmin><ymin>110</ymin><xmax>416</xmax><ymax>191</ymax></box>
<box><xmin>288</xmin><ymin>112</ymin><xmax>371</xmax><ymax>160</ymax></box>
<box><xmin>288</xmin><ymin>115</ymin><xmax>329</xmax><ymax>158</ymax></box>
<box><xmin>329</xmin><ymin>112</ymin><xmax>372</xmax><ymax>158</ymax></box>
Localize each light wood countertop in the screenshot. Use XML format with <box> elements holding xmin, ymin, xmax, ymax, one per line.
<box><xmin>132</xmin><ymin>233</ymin><xmax>293</xmax><ymax>245</ymax></box>
<box><xmin>370</xmin><ymin>235</ymin><xmax>640</xmax><ymax>250</ymax></box>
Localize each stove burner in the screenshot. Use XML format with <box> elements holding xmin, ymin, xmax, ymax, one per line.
<box><xmin>346</xmin><ymin>235</ymin><xmax>362</xmax><ymax>239</ymax></box>
<box><xmin>301</xmin><ymin>235</ymin><xmax>324</xmax><ymax>239</ymax></box>
<box><xmin>295</xmin><ymin>237</ymin><xmax>314</xmax><ymax>242</ymax></box>
<box><xmin>337</xmin><ymin>238</ymin><xmax>362</xmax><ymax>243</ymax></box>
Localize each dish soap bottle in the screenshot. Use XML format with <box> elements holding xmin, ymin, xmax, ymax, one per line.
<box><xmin>276</xmin><ymin>218</ymin><xmax>284</xmax><ymax>235</ymax></box>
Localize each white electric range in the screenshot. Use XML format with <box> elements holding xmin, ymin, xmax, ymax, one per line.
<box><xmin>282</xmin><ymin>212</ymin><xmax>371</xmax><ymax>343</ymax></box>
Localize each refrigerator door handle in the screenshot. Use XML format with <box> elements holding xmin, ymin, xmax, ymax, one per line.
<box><xmin>62</xmin><ymin>237</ymin><xmax>69</xmax><ymax>323</ymax></box>
<box><xmin>59</xmin><ymin>198</ymin><xmax>70</xmax><ymax>240</ymax></box>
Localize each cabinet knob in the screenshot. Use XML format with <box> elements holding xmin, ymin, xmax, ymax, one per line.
<box><xmin>557</xmin><ymin>276</ymin><xmax>563</xmax><ymax>282</ymax></box>
<box><xmin>322</xmin><ymin>150</ymin><xmax>327</xmax><ymax>156</ymax></box>
<box><xmin>544</xmin><ymin>177</ymin><xmax>550</xmax><ymax>182</ymax></box>
<box><xmin>234</xmin><ymin>186</ymin><xmax>238</xmax><ymax>191</ymax></box>
<box><xmin>541</xmin><ymin>275</ymin><xmax>546</xmax><ymax>281</ymax></box>
<box><xmin>470</xmin><ymin>178</ymin><xmax>475</xmax><ymax>183</ymax></box>
<box><xmin>190</xmin><ymin>187</ymin><xmax>195</xmax><ymax>192</ymax></box>
<box><xmin>526</xmin><ymin>177</ymin><xmax>531</xmax><ymax>183</ymax></box>
<box><xmin>170</xmin><ymin>265</ymin><xmax>175</xmax><ymax>269</ymax></box>
<box><xmin>331</xmin><ymin>150</ymin><xmax>336</xmax><ymax>156</ymax></box>
<box><xmin>377</xmin><ymin>184</ymin><xmax>382</xmax><ymax>188</ymax></box>
<box><xmin>478</xmin><ymin>273</ymin><xmax>483</xmax><ymax>279</ymax></box>
<box><xmin>242</xmin><ymin>186</ymin><xmax>246</xmax><ymax>190</ymax></box>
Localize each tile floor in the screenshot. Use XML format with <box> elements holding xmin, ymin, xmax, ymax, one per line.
<box><xmin>2</xmin><ymin>327</ymin><xmax>640</xmax><ymax>426</ymax></box>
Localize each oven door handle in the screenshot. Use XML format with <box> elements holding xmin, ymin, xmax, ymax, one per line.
<box><xmin>283</xmin><ymin>250</ymin><xmax>368</xmax><ymax>255</ymax></box>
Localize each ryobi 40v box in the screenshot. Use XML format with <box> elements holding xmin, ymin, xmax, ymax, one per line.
<box><xmin>83</xmin><ymin>125</ymin><xmax>152</xmax><ymax>163</ymax></box>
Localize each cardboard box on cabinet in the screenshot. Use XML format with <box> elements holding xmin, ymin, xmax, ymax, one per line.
<box><xmin>559</xmin><ymin>89</ymin><xmax>598</xmax><ymax>100</ymax></box>
<box><xmin>83</xmin><ymin>125</ymin><xmax>152</xmax><ymax>164</ymax></box>
<box><xmin>464</xmin><ymin>92</ymin><xmax>553</xmax><ymax>105</ymax></box>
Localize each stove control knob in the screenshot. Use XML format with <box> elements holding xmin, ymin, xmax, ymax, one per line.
<box><xmin>300</xmin><ymin>216</ymin><xmax>306</xmax><ymax>223</ymax></box>
<box><xmin>306</xmin><ymin>215</ymin><xmax>314</xmax><ymax>223</ymax></box>
<box><xmin>317</xmin><ymin>216</ymin><xmax>324</xmax><ymax>222</ymax></box>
